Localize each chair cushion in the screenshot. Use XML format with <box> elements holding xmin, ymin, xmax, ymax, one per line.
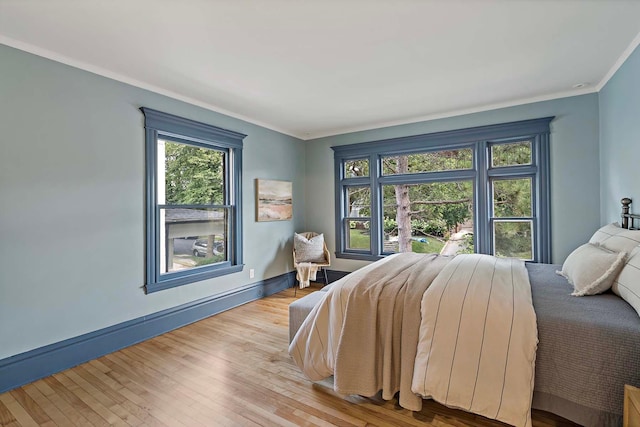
<box><xmin>294</xmin><ymin>233</ymin><xmax>326</xmax><ymax>263</ymax></box>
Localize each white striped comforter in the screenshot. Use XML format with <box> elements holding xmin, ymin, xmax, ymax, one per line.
<box><xmin>411</xmin><ymin>254</ymin><xmax>538</xmax><ymax>427</ymax></box>
<box><xmin>290</xmin><ymin>253</ymin><xmax>538</xmax><ymax>427</ymax></box>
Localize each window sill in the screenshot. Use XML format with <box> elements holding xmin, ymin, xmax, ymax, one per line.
<box><xmin>145</xmin><ymin>264</ymin><xmax>245</xmax><ymax>294</ymax></box>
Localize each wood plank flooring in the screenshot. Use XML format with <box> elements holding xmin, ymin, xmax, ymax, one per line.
<box><xmin>0</xmin><ymin>284</ymin><xmax>579</xmax><ymax>427</ymax></box>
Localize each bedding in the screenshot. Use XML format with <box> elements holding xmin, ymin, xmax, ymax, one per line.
<box><xmin>289</xmin><ymin>253</ymin><xmax>538</xmax><ymax>427</ymax></box>
<box><xmin>613</xmin><ymin>247</ymin><xmax>640</xmax><ymax>316</ymax></box>
<box><xmin>289</xmin><ymin>252</ymin><xmax>451</xmax><ymax>412</ymax></box>
<box><xmin>411</xmin><ymin>255</ymin><xmax>537</xmax><ymax>427</ymax></box>
<box><xmin>289</xmin><ymin>260</ymin><xmax>640</xmax><ymax>427</ymax></box>
<box><xmin>556</xmin><ymin>242</ymin><xmax>627</xmax><ymax>296</ymax></box>
<box><xmin>588</xmin><ymin>222</ymin><xmax>640</xmax><ymax>254</ymax></box>
<box><xmin>529</xmin><ymin>263</ymin><xmax>640</xmax><ymax>426</ymax></box>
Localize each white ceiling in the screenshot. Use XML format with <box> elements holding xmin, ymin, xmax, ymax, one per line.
<box><xmin>1</xmin><ymin>0</ymin><xmax>640</xmax><ymax>140</ymax></box>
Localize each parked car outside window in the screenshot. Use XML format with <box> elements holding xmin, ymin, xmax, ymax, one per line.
<box><xmin>191</xmin><ymin>239</ymin><xmax>224</xmax><ymax>257</ymax></box>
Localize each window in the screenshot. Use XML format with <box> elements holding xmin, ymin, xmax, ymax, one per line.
<box><xmin>141</xmin><ymin>108</ymin><xmax>245</xmax><ymax>293</ymax></box>
<box><xmin>332</xmin><ymin>117</ymin><xmax>552</xmax><ymax>263</ymax></box>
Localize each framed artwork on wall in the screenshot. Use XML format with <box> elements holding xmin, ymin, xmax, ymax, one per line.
<box><xmin>256</xmin><ymin>179</ymin><xmax>293</xmax><ymax>221</ymax></box>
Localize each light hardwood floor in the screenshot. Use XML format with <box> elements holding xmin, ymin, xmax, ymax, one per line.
<box><xmin>0</xmin><ymin>284</ymin><xmax>578</xmax><ymax>427</ymax></box>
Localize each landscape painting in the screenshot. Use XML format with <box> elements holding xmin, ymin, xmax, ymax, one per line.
<box><xmin>256</xmin><ymin>179</ymin><xmax>293</xmax><ymax>221</ymax></box>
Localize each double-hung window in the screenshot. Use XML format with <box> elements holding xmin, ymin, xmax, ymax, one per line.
<box><xmin>141</xmin><ymin>108</ymin><xmax>245</xmax><ymax>293</ymax></box>
<box><xmin>332</xmin><ymin>117</ymin><xmax>552</xmax><ymax>263</ymax></box>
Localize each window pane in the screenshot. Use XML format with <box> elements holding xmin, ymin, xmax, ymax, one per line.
<box><xmin>347</xmin><ymin>220</ymin><xmax>370</xmax><ymax>250</ymax></box>
<box><xmin>492</xmin><ymin>178</ymin><xmax>532</xmax><ymax>217</ymax></box>
<box><xmin>344</xmin><ymin>159</ymin><xmax>369</xmax><ymax>178</ymax></box>
<box><xmin>382</xmin><ymin>149</ymin><xmax>473</xmax><ymax>175</ymax></box>
<box><xmin>382</xmin><ymin>181</ymin><xmax>473</xmax><ymax>255</ymax></box>
<box><xmin>160</xmin><ymin>139</ymin><xmax>225</xmax><ymax>205</ymax></box>
<box><xmin>160</xmin><ymin>208</ymin><xmax>228</xmax><ymax>274</ymax></box>
<box><xmin>347</xmin><ymin>186</ymin><xmax>370</xmax><ymax>217</ymax></box>
<box><xmin>493</xmin><ymin>220</ymin><xmax>533</xmax><ymax>260</ymax></box>
<box><xmin>491</xmin><ymin>141</ymin><xmax>532</xmax><ymax>167</ymax></box>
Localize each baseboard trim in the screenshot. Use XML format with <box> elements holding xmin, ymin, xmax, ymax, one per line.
<box><xmin>0</xmin><ymin>271</ymin><xmax>295</xmax><ymax>393</ymax></box>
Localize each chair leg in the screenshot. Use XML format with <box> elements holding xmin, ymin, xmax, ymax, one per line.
<box><xmin>323</xmin><ymin>268</ymin><xmax>329</xmax><ymax>287</ymax></box>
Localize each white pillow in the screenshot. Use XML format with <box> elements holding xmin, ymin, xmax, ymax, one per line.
<box><xmin>557</xmin><ymin>243</ymin><xmax>627</xmax><ymax>296</ymax></box>
<box><xmin>294</xmin><ymin>233</ymin><xmax>326</xmax><ymax>263</ymax></box>
<box><xmin>589</xmin><ymin>223</ymin><xmax>640</xmax><ymax>254</ymax></box>
<box><xmin>612</xmin><ymin>246</ymin><xmax>640</xmax><ymax>316</ymax></box>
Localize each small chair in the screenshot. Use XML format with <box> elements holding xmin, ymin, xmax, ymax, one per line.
<box><xmin>293</xmin><ymin>232</ymin><xmax>330</xmax><ymax>293</ymax></box>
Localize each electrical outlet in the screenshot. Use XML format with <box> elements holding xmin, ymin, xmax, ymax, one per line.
<box><xmin>249</xmin><ymin>268</ymin><xmax>255</xmax><ymax>279</ymax></box>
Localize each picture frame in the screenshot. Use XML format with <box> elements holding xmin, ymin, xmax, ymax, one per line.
<box><xmin>256</xmin><ymin>179</ymin><xmax>293</xmax><ymax>221</ymax></box>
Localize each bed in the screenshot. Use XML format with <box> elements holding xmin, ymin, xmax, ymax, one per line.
<box><xmin>288</xmin><ymin>199</ymin><xmax>640</xmax><ymax>427</ymax></box>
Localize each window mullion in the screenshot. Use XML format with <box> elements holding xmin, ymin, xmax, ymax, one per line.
<box><xmin>487</xmin><ymin>165</ymin><xmax>537</xmax><ymax>178</ymax></box>
<box><xmin>379</xmin><ymin>169</ymin><xmax>476</xmax><ymax>185</ymax></box>
<box><xmin>232</xmin><ymin>148</ymin><xmax>242</xmax><ymax>266</ymax></box>
<box><xmin>538</xmin><ymin>132</ymin><xmax>552</xmax><ymax>262</ymax></box>
<box><xmin>371</xmin><ymin>153</ymin><xmax>381</xmax><ymax>256</ymax></box>
<box><xmin>476</xmin><ymin>140</ymin><xmax>490</xmax><ymax>255</ymax></box>
<box><xmin>334</xmin><ymin>157</ymin><xmax>345</xmax><ymax>255</ymax></box>
<box><xmin>146</xmin><ymin>128</ymin><xmax>158</xmax><ymax>286</ymax></box>
<box><xmin>340</xmin><ymin>177</ymin><xmax>371</xmax><ymax>186</ymax></box>
<box><xmin>159</xmin><ymin>204</ymin><xmax>233</xmax><ymax>209</ymax></box>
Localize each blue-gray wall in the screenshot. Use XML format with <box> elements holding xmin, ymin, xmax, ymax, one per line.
<box><xmin>306</xmin><ymin>94</ymin><xmax>601</xmax><ymax>271</ymax></box>
<box><xmin>0</xmin><ymin>45</ymin><xmax>306</xmax><ymax>360</ymax></box>
<box><xmin>600</xmin><ymin>45</ymin><xmax>640</xmax><ymax>223</ymax></box>
<box><xmin>2</xmin><ymin>38</ymin><xmax>636</xmax><ymax>363</ymax></box>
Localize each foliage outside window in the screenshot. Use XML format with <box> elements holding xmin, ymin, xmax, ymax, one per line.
<box><xmin>332</xmin><ymin>117</ymin><xmax>552</xmax><ymax>263</ymax></box>
<box><xmin>142</xmin><ymin>108</ymin><xmax>246</xmax><ymax>293</ymax></box>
